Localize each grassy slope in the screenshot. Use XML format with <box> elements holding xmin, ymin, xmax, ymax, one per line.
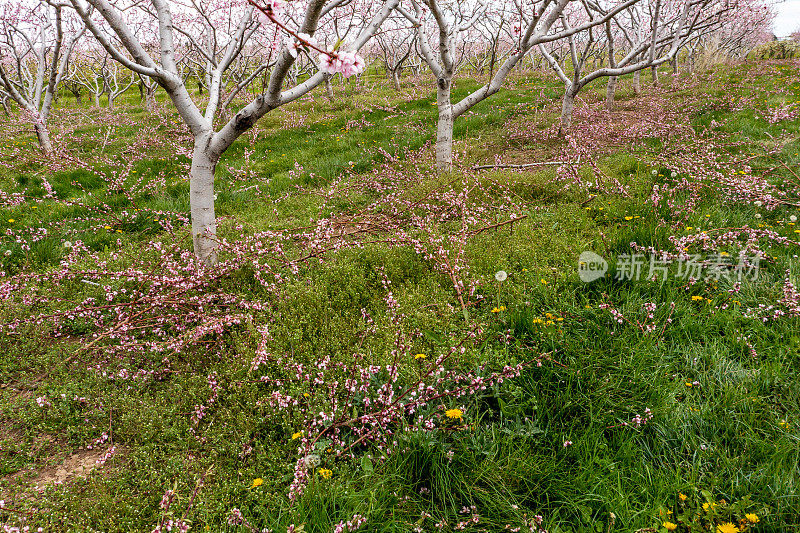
<box><xmin>0</xmin><ymin>62</ymin><xmax>799</xmax><ymax>532</ymax></box>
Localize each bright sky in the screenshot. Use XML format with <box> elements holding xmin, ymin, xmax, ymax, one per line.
<box><xmin>773</xmin><ymin>0</ymin><xmax>800</xmax><ymax>36</ymax></box>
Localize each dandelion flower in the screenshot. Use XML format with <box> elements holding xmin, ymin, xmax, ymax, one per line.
<box><xmin>414</xmin><ymin>353</ymin><xmax>427</xmax><ymax>360</ymax></box>
<box><xmin>7</xmin><ymin>219</ymin><xmax>13</xmax><ymax>223</ymax></box>
<box><xmin>495</xmin><ymin>270</ymin><xmax>508</xmax><ymax>282</ymax></box>
<box><xmin>318</xmin><ymin>468</ymin><xmax>332</xmax><ymax>479</ymax></box>
<box><xmin>745</xmin><ymin>513</ymin><xmax>759</xmax><ymax>523</ymax></box>
<box><xmin>250</xmin><ymin>478</ymin><xmax>263</xmax><ymax>489</ymax></box>
<box><xmin>292</xmin><ymin>432</ymin><xmax>303</xmax><ymax>440</ymax></box>
<box><xmin>445</xmin><ymin>408</ymin><xmax>463</xmax><ymax>419</ymax></box>
<box><xmin>678</xmin><ymin>493</ymin><xmax>687</xmax><ymax>501</ymax></box>
<box><xmin>663</xmin><ymin>521</ymin><xmax>677</xmax><ymax>531</ymax></box>
<box><xmin>716</xmin><ymin>523</ymin><xmax>739</xmax><ymax>533</ymax></box>
<box><xmin>779</xmin><ymin>419</ymin><xmax>789</xmax><ymax>429</ymax></box>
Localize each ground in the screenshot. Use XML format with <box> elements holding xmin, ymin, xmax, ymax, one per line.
<box><xmin>0</xmin><ymin>60</ymin><xmax>799</xmax><ymax>532</ymax></box>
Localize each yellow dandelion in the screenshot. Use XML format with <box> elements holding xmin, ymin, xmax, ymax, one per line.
<box><xmin>292</xmin><ymin>432</ymin><xmax>303</xmax><ymax>440</ymax></box>
<box><xmin>414</xmin><ymin>353</ymin><xmax>427</xmax><ymax>360</ymax></box>
<box><xmin>745</xmin><ymin>513</ymin><xmax>759</xmax><ymax>523</ymax></box>
<box><xmin>250</xmin><ymin>478</ymin><xmax>263</xmax><ymax>489</ymax></box>
<box><xmin>7</xmin><ymin>219</ymin><xmax>13</xmax><ymax>223</ymax></box>
<box><xmin>686</xmin><ymin>382</ymin><xmax>693</xmax><ymax>387</ymax></box>
<box><xmin>540</xmin><ymin>279</ymin><xmax>548</xmax><ymax>285</ymax></box>
<box><xmin>716</xmin><ymin>523</ymin><xmax>739</xmax><ymax>533</ymax></box>
<box><xmin>318</xmin><ymin>468</ymin><xmax>332</xmax><ymax>479</ymax></box>
<box><xmin>625</xmin><ymin>216</ymin><xmax>633</xmax><ymax>221</ymax></box>
<box><xmin>662</xmin><ymin>521</ymin><xmax>677</xmax><ymax>531</ymax></box>
<box><xmin>445</xmin><ymin>408</ymin><xmax>463</xmax><ymax>419</ymax></box>
<box><xmin>679</xmin><ymin>493</ymin><xmax>688</xmax><ymax>501</ymax></box>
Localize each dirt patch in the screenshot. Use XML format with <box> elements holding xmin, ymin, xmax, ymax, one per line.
<box><xmin>1</xmin><ymin>445</ymin><xmax>121</xmax><ymax>501</ymax></box>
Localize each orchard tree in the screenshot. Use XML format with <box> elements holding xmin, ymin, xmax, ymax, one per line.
<box><xmin>538</xmin><ymin>0</ymin><xmax>692</xmax><ymax>126</ymax></box>
<box><xmin>540</xmin><ymin>0</ymin><xmax>740</xmax><ymax>127</ymax></box>
<box><xmin>373</xmin><ymin>16</ymin><xmax>416</xmax><ymax>90</ymax></box>
<box><xmin>689</xmin><ymin>0</ymin><xmax>773</xmax><ymax>62</ymax></box>
<box><xmin>399</xmin><ymin>0</ymin><xmax>641</xmax><ymax>172</ymax></box>
<box><xmin>64</xmin><ymin>0</ymin><xmax>400</xmax><ymax>264</ymax></box>
<box><xmin>0</xmin><ymin>0</ymin><xmax>85</xmax><ymax>155</ymax></box>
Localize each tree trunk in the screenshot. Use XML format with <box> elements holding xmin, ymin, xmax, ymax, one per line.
<box><xmin>633</xmin><ymin>70</ymin><xmax>641</xmax><ymax>95</ymax></box>
<box><xmin>145</xmin><ymin>87</ymin><xmax>156</xmax><ymax>112</ymax></box>
<box><xmin>670</xmin><ymin>56</ymin><xmax>678</xmax><ymax>75</ymax></box>
<box><xmin>435</xmin><ymin>77</ymin><xmax>454</xmax><ymax>172</ymax></box>
<box><xmin>190</xmin><ymin>135</ymin><xmax>219</xmax><ymax>265</ymax></box>
<box><xmin>93</xmin><ymin>92</ymin><xmax>101</xmax><ymax>108</ymax></box>
<box><xmin>651</xmin><ymin>65</ymin><xmax>659</xmax><ymax>86</ymax></box>
<box><xmin>324</xmin><ymin>74</ymin><xmax>335</xmax><ymax>101</ymax></box>
<box><xmin>560</xmin><ymin>88</ymin><xmax>577</xmax><ymax>133</ymax></box>
<box><xmin>34</xmin><ymin>122</ymin><xmax>54</xmax><ymax>156</ymax></box>
<box><xmin>108</xmin><ymin>95</ymin><xmax>115</xmax><ymax>109</ymax></box>
<box><xmin>0</xmin><ymin>97</ymin><xmax>10</xmax><ymax>116</ymax></box>
<box><xmin>605</xmin><ymin>76</ymin><xmax>618</xmax><ymax>111</ymax></box>
<box><xmin>392</xmin><ymin>69</ymin><xmax>401</xmax><ymax>91</ymax></box>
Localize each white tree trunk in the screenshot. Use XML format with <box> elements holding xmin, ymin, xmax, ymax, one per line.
<box><xmin>34</xmin><ymin>122</ymin><xmax>53</xmax><ymax>156</ymax></box>
<box><xmin>392</xmin><ymin>69</ymin><xmax>401</xmax><ymax>91</ymax></box>
<box><xmin>190</xmin><ymin>134</ymin><xmax>219</xmax><ymax>265</ymax></box>
<box><xmin>560</xmin><ymin>88</ymin><xmax>577</xmax><ymax>132</ymax></box>
<box><xmin>324</xmin><ymin>75</ymin><xmax>334</xmax><ymax>102</ymax></box>
<box><xmin>605</xmin><ymin>76</ymin><xmax>618</xmax><ymax>111</ymax></box>
<box><xmin>651</xmin><ymin>65</ymin><xmax>659</xmax><ymax>86</ymax></box>
<box><xmin>435</xmin><ymin>77</ymin><xmax>454</xmax><ymax>172</ymax></box>
<box><xmin>145</xmin><ymin>86</ymin><xmax>157</xmax><ymax>112</ymax></box>
<box><xmin>93</xmin><ymin>92</ymin><xmax>101</xmax><ymax>108</ymax></box>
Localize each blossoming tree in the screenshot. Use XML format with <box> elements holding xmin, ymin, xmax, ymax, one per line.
<box><xmin>398</xmin><ymin>0</ymin><xmax>642</xmax><ymax>171</ymax></box>
<box><xmin>64</xmin><ymin>0</ymin><xmax>400</xmax><ymax>264</ymax></box>
<box><xmin>0</xmin><ymin>0</ymin><xmax>85</xmax><ymax>155</ymax></box>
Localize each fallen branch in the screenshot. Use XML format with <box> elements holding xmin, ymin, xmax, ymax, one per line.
<box><xmin>472</xmin><ymin>161</ymin><xmax>567</xmax><ymax>170</ymax></box>
<box><xmin>469</xmin><ymin>215</ymin><xmax>529</xmax><ymax>236</ymax></box>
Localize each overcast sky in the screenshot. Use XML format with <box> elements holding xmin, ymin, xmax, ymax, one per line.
<box><xmin>773</xmin><ymin>0</ymin><xmax>800</xmax><ymax>36</ymax></box>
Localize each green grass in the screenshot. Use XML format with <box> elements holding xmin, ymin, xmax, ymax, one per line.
<box><xmin>1</xmin><ymin>61</ymin><xmax>800</xmax><ymax>532</ymax></box>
